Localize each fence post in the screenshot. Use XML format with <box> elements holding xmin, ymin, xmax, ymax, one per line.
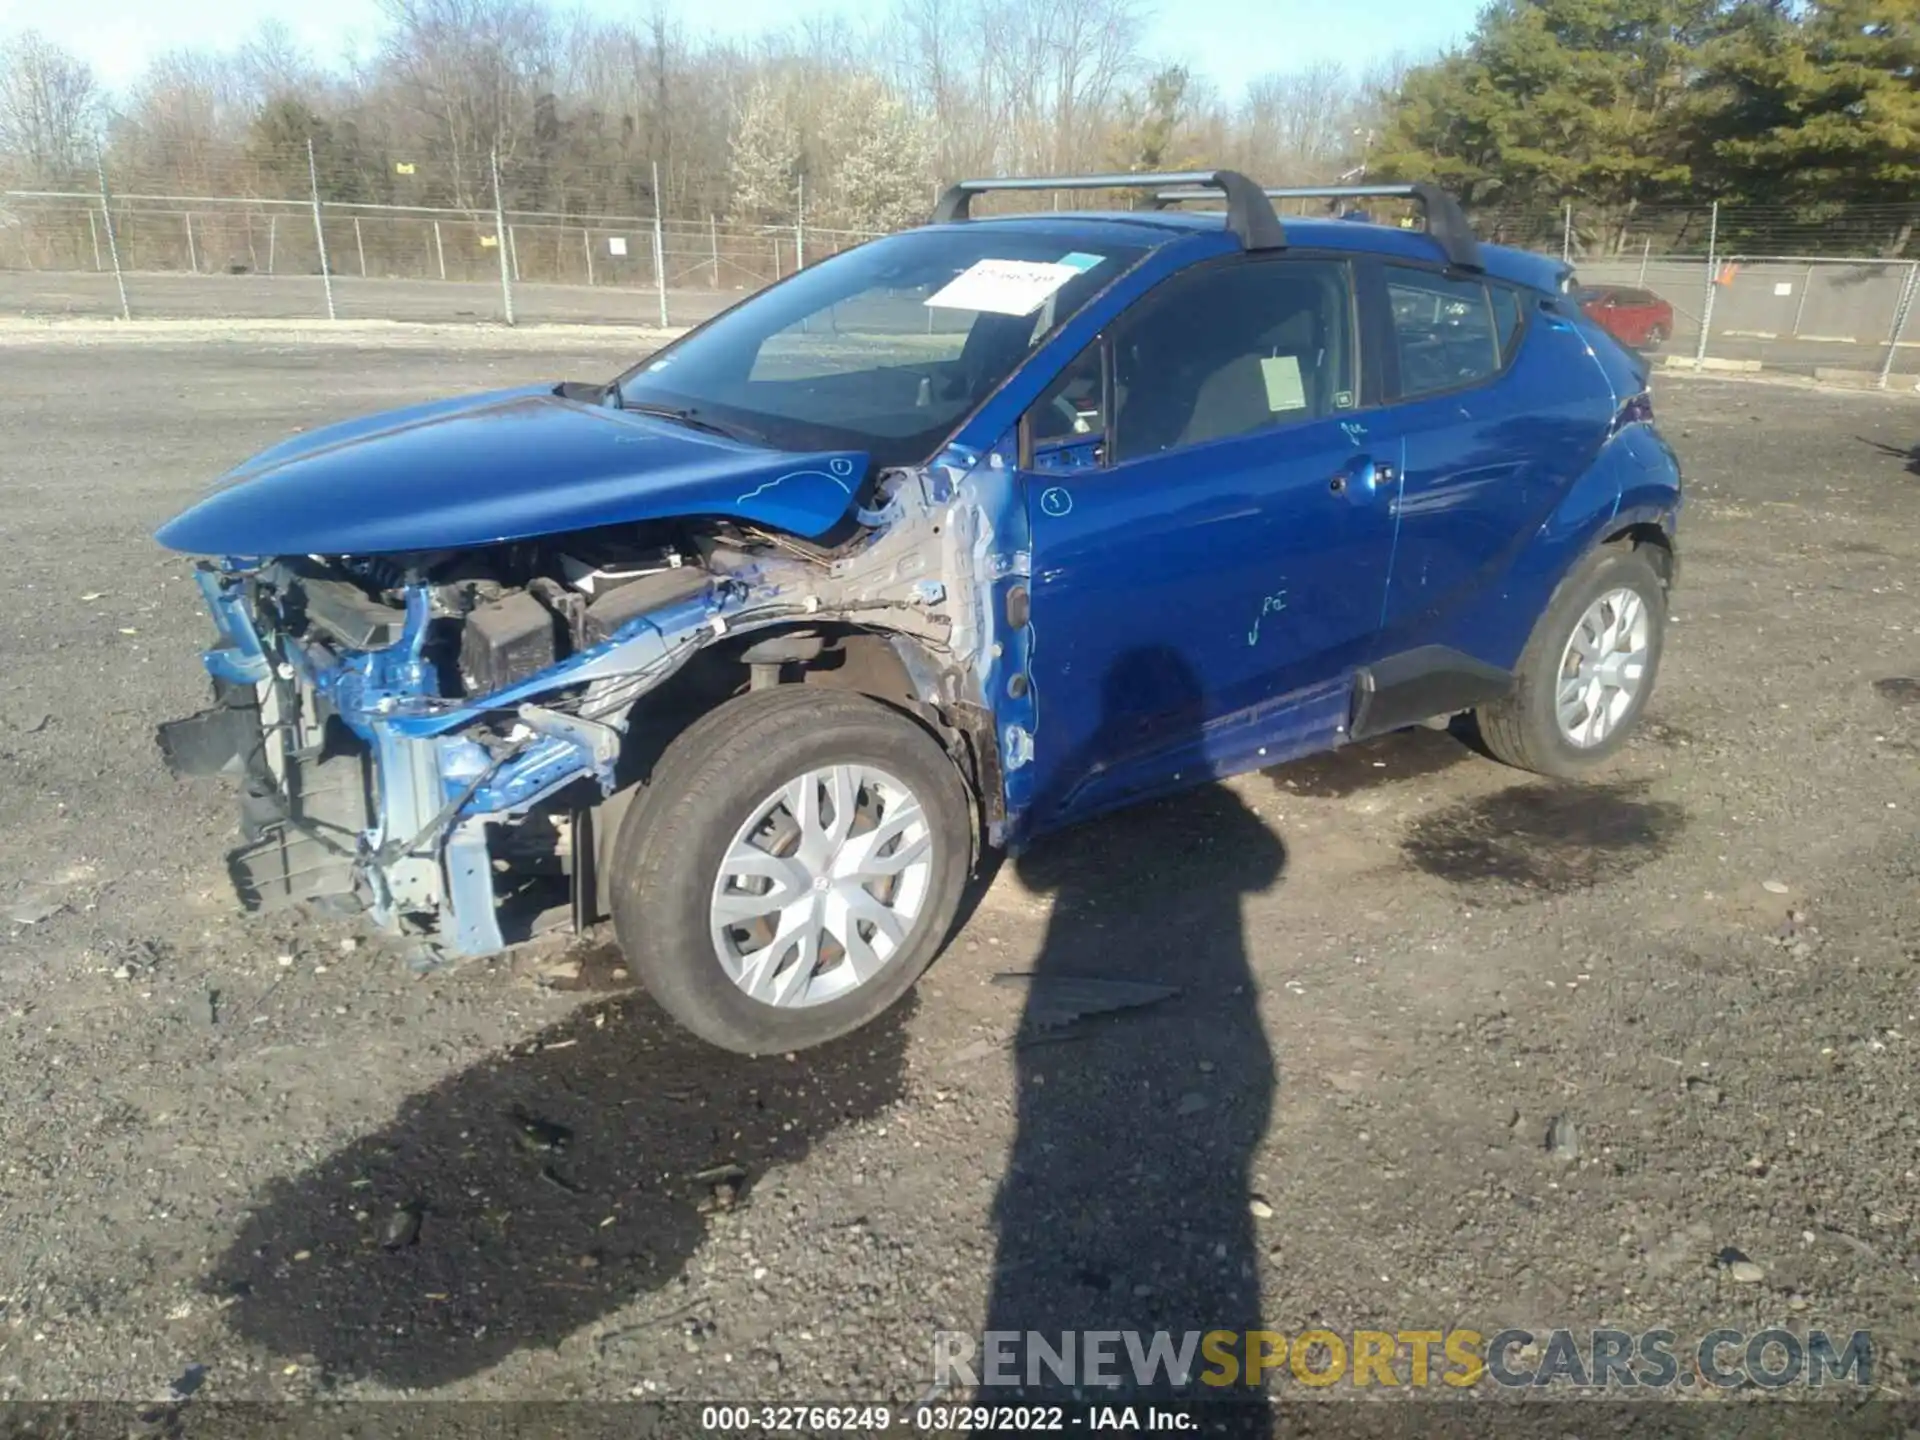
<box><xmin>87</xmin><ymin>208</ymin><xmax>101</xmax><ymax>271</ymax></box>
<box><xmin>508</xmin><ymin>224</ymin><xmax>521</xmax><ymax>283</ymax></box>
<box><xmin>433</xmin><ymin>220</ymin><xmax>445</xmax><ymax>281</ymax></box>
<box><xmin>490</xmin><ymin>146</ymin><xmax>514</xmax><ymax>325</ymax></box>
<box><xmin>94</xmin><ymin>149</ymin><xmax>130</xmax><ymax>321</ymax></box>
<box><xmin>354</xmin><ymin>216</ymin><xmax>367</xmax><ymax>278</ymax></box>
<box><xmin>1561</xmin><ymin>203</ymin><xmax>1573</xmax><ymax>263</ymax></box>
<box><xmin>1790</xmin><ymin>263</ymin><xmax>1815</xmax><ymax>337</ymax></box>
<box><xmin>710</xmin><ymin>214</ymin><xmax>720</xmax><ymax>288</ymax></box>
<box><xmin>184</xmin><ymin>212</ymin><xmax>198</xmax><ymax>274</ymax></box>
<box><xmin>267</xmin><ymin>214</ymin><xmax>276</xmax><ymax>275</ymax></box>
<box><xmin>584</xmin><ymin>227</ymin><xmax>594</xmax><ymax>286</ymax></box>
<box><xmin>773</xmin><ymin>237</ymin><xmax>781</xmax><ymax>280</ymax></box>
<box><xmin>1636</xmin><ymin>236</ymin><xmax>1650</xmax><ymax>287</ymax></box>
<box><xmin>1692</xmin><ymin>200</ymin><xmax>1719</xmax><ymax>371</ymax></box>
<box><xmin>1876</xmin><ymin>261</ymin><xmax>1919</xmax><ymax>391</ymax></box>
<box><xmin>307</xmin><ymin>138</ymin><xmax>337</xmax><ymax>321</ymax></box>
<box><xmin>795</xmin><ymin>172</ymin><xmax>805</xmax><ymax>270</ymax></box>
<box><xmin>652</xmin><ymin>160</ymin><xmax>669</xmax><ymax>327</ymax></box>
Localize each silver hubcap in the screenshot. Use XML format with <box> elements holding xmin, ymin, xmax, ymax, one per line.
<box><xmin>1557</xmin><ymin>586</ymin><xmax>1651</xmax><ymax>747</ymax></box>
<box><xmin>710</xmin><ymin>765</ymin><xmax>934</xmax><ymax>1008</ymax></box>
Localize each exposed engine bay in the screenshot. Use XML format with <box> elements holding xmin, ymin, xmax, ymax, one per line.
<box><xmin>276</xmin><ymin>524</ymin><xmax>764</xmax><ymax>699</ymax></box>
<box><xmin>158</xmin><ymin>438</ymin><xmax>1035</xmax><ymax>967</ymax></box>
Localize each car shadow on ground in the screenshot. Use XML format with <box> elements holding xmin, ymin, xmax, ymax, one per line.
<box><xmin>207</xmin><ymin>991</ymin><xmax>916</xmax><ymax>1390</ymax></box>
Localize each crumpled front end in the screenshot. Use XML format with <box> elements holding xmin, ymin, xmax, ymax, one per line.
<box><xmin>159</xmin><ymin>548</ymin><xmax>734</xmax><ymax>961</ymax></box>
<box><xmin>157</xmin><ymin>445</ymin><xmax>1028</xmax><ymax>964</ymax></box>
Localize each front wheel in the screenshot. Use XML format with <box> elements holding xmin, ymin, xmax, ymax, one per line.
<box><xmin>609</xmin><ymin>687</ymin><xmax>973</xmax><ymax>1054</ymax></box>
<box><xmin>1474</xmin><ymin>541</ymin><xmax>1668</xmax><ymax>779</ymax></box>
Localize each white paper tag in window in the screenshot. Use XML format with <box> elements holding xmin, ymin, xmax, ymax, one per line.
<box><xmin>925</xmin><ymin>259</ymin><xmax>1082</xmax><ymax>317</ymax></box>
<box><xmin>1260</xmin><ymin>355</ymin><xmax>1307</xmax><ymax>412</ymax></box>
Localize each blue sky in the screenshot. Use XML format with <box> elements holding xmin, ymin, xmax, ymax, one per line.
<box><xmin>2</xmin><ymin>0</ymin><xmax>1478</xmax><ymax>99</ymax></box>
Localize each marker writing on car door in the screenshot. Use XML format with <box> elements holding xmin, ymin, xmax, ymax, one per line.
<box><xmin>1248</xmin><ymin>590</ymin><xmax>1289</xmax><ymax>646</ymax></box>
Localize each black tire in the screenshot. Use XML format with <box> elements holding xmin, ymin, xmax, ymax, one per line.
<box><xmin>1474</xmin><ymin>541</ymin><xmax>1667</xmax><ymax>779</ymax></box>
<box><xmin>609</xmin><ymin>687</ymin><xmax>972</xmax><ymax>1054</ymax></box>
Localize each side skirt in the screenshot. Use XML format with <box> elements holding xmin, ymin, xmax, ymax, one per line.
<box><xmin>1349</xmin><ymin>645</ymin><xmax>1513</xmax><ymax>742</ymax></box>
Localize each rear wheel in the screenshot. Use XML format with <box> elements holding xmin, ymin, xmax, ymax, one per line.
<box><xmin>609</xmin><ymin>687</ymin><xmax>972</xmax><ymax>1054</ymax></box>
<box><xmin>1645</xmin><ymin>323</ymin><xmax>1669</xmax><ymax>349</ymax></box>
<box><xmin>1474</xmin><ymin>542</ymin><xmax>1667</xmax><ymax>779</ymax></box>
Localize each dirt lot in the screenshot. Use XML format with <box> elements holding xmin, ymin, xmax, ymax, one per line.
<box><xmin>0</xmin><ymin>336</ymin><xmax>1915</xmax><ymax>1410</ymax></box>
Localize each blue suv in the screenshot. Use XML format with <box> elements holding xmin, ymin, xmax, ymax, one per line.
<box><xmin>155</xmin><ymin>172</ymin><xmax>1681</xmax><ymax>1054</ymax></box>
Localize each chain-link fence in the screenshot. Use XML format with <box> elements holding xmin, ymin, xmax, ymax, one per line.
<box><xmin>0</xmin><ymin>144</ymin><xmax>888</xmax><ymax>332</ymax></box>
<box><xmin>3</xmin><ymin>154</ymin><xmax>1916</xmax><ymax>388</ymax></box>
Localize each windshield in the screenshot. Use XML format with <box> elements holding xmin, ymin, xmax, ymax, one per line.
<box><xmin>616</xmin><ymin>228</ymin><xmax>1146</xmax><ymax>466</ymax></box>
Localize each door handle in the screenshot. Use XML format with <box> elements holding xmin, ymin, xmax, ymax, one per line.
<box><xmin>1330</xmin><ymin>457</ymin><xmax>1396</xmax><ymax>498</ymax></box>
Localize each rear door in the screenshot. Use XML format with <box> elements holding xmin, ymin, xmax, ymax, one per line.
<box><xmin>1366</xmin><ymin>261</ymin><xmax>1614</xmax><ymax>667</ymax></box>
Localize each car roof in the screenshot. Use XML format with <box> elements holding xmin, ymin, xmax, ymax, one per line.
<box><xmin>934</xmin><ymin>210</ymin><xmax>1571</xmax><ymax>294</ymax></box>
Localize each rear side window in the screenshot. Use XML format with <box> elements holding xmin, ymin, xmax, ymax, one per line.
<box><xmin>1385</xmin><ymin>266</ymin><xmax>1503</xmax><ymax>397</ymax></box>
<box><xmin>1490</xmin><ymin>285</ymin><xmax>1524</xmax><ymax>359</ymax></box>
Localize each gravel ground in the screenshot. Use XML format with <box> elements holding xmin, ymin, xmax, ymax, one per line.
<box><xmin>0</xmin><ymin>339</ymin><xmax>1916</xmax><ymax>1410</ymax></box>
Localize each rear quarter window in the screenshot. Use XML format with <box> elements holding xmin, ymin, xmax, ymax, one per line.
<box><xmin>1491</xmin><ymin>285</ymin><xmax>1525</xmax><ymax>360</ymax></box>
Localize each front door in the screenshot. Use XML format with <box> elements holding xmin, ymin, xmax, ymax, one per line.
<box><xmin>1018</xmin><ymin>253</ymin><xmax>1400</xmax><ymax>834</ymax></box>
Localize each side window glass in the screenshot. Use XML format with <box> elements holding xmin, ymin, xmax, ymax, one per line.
<box><xmin>1109</xmin><ymin>260</ymin><xmax>1355</xmax><ymax>464</ymax></box>
<box><xmin>1489</xmin><ymin>285</ymin><xmax>1524</xmax><ymax>360</ymax></box>
<box><xmin>1385</xmin><ymin>266</ymin><xmax>1501</xmax><ymax>398</ymax></box>
<box><xmin>1026</xmin><ymin>342</ymin><xmax>1106</xmax><ymax>450</ymax></box>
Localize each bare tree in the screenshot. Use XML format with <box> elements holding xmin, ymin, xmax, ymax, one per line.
<box><xmin>0</xmin><ymin>30</ymin><xmax>100</xmax><ymax>184</ymax></box>
<box><xmin>374</xmin><ymin>0</ymin><xmax>556</xmax><ymax>208</ymax></box>
<box><xmin>44</xmin><ymin>0</ymin><xmax>1443</xmax><ymax>251</ymax></box>
<box><xmin>1240</xmin><ymin>61</ymin><xmax>1365</xmax><ymax>187</ymax></box>
<box><xmin>234</xmin><ymin>21</ymin><xmax>326</xmax><ymax>107</ymax></box>
<box><xmin>113</xmin><ymin>49</ymin><xmax>253</xmax><ymax>192</ymax></box>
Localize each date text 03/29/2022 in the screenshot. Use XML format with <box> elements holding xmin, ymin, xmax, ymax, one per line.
<box><xmin>699</xmin><ymin>1406</ymin><xmax>1193</xmax><ymax>1433</ymax></box>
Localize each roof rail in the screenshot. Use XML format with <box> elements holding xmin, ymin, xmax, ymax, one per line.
<box><xmin>1155</xmin><ymin>181</ymin><xmax>1484</xmax><ymax>272</ymax></box>
<box><xmin>932</xmin><ymin>171</ymin><xmax>1285</xmax><ymax>251</ymax></box>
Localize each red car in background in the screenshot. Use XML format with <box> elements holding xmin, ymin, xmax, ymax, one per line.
<box><xmin>1576</xmin><ymin>285</ymin><xmax>1675</xmax><ymax>350</ymax></box>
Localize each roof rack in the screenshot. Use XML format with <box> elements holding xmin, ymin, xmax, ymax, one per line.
<box><xmin>931</xmin><ymin>171</ymin><xmax>1285</xmax><ymax>251</ymax></box>
<box><xmin>1155</xmin><ymin>181</ymin><xmax>1484</xmax><ymax>272</ymax></box>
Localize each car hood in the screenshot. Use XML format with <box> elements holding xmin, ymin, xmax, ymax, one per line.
<box><xmin>154</xmin><ymin>385</ymin><xmax>869</xmax><ymax>557</ymax></box>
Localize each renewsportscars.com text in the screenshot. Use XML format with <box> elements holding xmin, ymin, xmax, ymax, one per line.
<box><xmin>934</xmin><ymin>1327</ymin><xmax>1874</xmax><ymax>1391</ymax></box>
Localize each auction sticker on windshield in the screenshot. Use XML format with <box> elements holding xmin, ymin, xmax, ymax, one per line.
<box><xmin>926</xmin><ymin>259</ymin><xmax>1083</xmax><ymax>316</ymax></box>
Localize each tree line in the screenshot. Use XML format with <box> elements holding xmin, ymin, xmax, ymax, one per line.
<box><xmin>1375</xmin><ymin>0</ymin><xmax>1918</xmax><ymax>255</ymax></box>
<box><xmin>0</xmin><ymin>0</ymin><xmax>1913</xmax><ymax>252</ymax></box>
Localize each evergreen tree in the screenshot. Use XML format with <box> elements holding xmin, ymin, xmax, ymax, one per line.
<box><xmin>1373</xmin><ymin>0</ymin><xmax>1719</xmax><ymax>228</ymax></box>
<box><xmin>1696</xmin><ymin>0</ymin><xmax>1918</xmax><ymax>222</ymax></box>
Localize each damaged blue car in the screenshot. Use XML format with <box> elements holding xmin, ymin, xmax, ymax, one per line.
<box><xmin>155</xmin><ymin>173</ymin><xmax>1681</xmax><ymax>1054</ymax></box>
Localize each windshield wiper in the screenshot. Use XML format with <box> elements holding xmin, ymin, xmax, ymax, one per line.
<box><xmin>619</xmin><ymin>401</ymin><xmax>762</xmax><ymax>445</ymax></box>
